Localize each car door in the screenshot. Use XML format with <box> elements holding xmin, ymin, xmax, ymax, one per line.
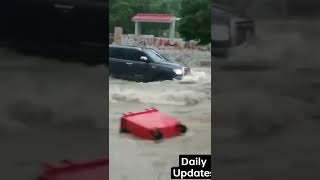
<box><xmin>0</xmin><ymin>0</ymin><xmax>19</xmax><ymax>41</ymax></box>
<box><xmin>119</xmin><ymin>49</ymin><xmax>139</xmax><ymax>80</ymax></box>
<box><xmin>109</xmin><ymin>47</ymin><xmax>123</xmax><ymax>77</ymax></box>
<box><xmin>72</xmin><ymin>0</ymin><xmax>107</xmax><ymax>45</ymax></box>
<box><xmin>4</xmin><ymin>0</ymin><xmax>55</xmax><ymax>42</ymax></box>
<box><xmin>109</xmin><ymin>48</ymin><xmax>133</xmax><ymax>79</ymax></box>
<box><xmin>49</xmin><ymin>0</ymin><xmax>107</xmax><ymax>62</ymax></box>
<box><xmin>131</xmin><ymin>51</ymin><xmax>154</xmax><ymax>82</ymax></box>
<box><xmin>75</xmin><ymin>0</ymin><xmax>108</xmax><ymax>61</ymax></box>
<box><xmin>8</xmin><ymin>0</ymin><xmax>77</xmax><ymax>47</ymax></box>
<box><xmin>41</xmin><ymin>0</ymin><xmax>106</xmax><ymax>45</ymax></box>
<box><xmin>50</xmin><ymin>0</ymin><xmax>80</xmax><ymax>44</ymax></box>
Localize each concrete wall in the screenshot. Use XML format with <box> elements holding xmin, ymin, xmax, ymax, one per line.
<box><xmin>121</xmin><ymin>34</ymin><xmax>186</xmax><ymax>49</ymax></box>
<box><xmin>111</xmin><ymin>27</ymin><xmax>210</xmax><ymax>50</ymax></box>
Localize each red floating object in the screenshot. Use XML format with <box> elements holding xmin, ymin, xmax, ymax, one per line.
<box><xmin>120</xmin><ymin>107</ymin><xmax>187</xmax><ymax>140</ymax></box>
<box><xmin>38</xmin><ymin>158</ymin><xmax>109</xmax><ymax>180</ymax></box>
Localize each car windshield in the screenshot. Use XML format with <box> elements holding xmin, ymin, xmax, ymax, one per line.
<box><xmin>145</xmin><ymin>49</ymin><xmax>171</xmax><ymax>63</ymax></box>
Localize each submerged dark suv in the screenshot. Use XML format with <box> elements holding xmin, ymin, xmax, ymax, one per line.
<box><xmin>109</xmin><ymin>45</ymin><xmax>190</xmax><ymax>82</ymax></box>
<box><xmin>0</xmin><ymin>0</ymin><xmax>107</xmax><ymax>65</ymax></box>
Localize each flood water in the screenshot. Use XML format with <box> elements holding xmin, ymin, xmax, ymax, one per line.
<box><xmin>109</xmin><ymin>49</ymin><xmax>212</xmax><ymax>180</ymax></box>
<box><xmin>0</xmin><ymin>48</ymin><xmax>107</xmax><ymax>179</ymax></box>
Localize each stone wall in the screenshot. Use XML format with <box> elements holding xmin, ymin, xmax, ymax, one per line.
<box><xmin>111</xmin><ymin>27</ymin><xmax>210</xmax><ymax>51</ymax></box>
<box><xmin>122</xmin><ymin>34</ymin><xmax>186</xmax><ymax>49</ymax></box>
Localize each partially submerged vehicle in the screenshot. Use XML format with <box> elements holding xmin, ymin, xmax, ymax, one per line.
<box><xmin>212</xmin><ymin>3</ymin><xmax>255</xmax><ymax>56</ymax></box>
<box><xmin>0</xmin><ymin>0</ymin><xmax>107</xmax><ymax>65</ymax></box>
<box><xmin>109</xmin><ymin>45</ymin><xmax>190</xmax><ymax>82</ymax></box>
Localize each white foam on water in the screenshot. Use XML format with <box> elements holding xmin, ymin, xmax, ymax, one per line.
<box><xmin>0</xmin><ymin>47</ymin><xmax>211</xmax><ymax>132</ymax></box>
<box><xmin>0</xmin><ymin>48</ymin><xmax>108</xmax><ymax>131</ymax></box>
<box><xmin>180</xmin><ymin>68</ymin><xmax>211</xmax><ymax>84</ymax></box>
<box><xmin>109</xmin><ymin>48</ymin><xmax>211</xmax><ymax>106</ymax></box>
<box><xmin>109</xmin><ymin>68</ymin><xmax>211</xmax><ymax>106</ymax></box>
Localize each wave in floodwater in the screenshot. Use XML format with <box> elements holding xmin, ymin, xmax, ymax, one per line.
<box><xmin>158</xmin><ymin>49</ymin><xmax>211</xmax><ymax>68</ymax></box>
<box><xmin>0</xmin><ymin>48</ymin><xmax>108</xmax><ymax>134</ymax></box>
<box><xmin>220</xmin><ymin>28</ymin><xmax>320</xmax><ymax>71</ymax></box>
<box><xmin>179</xmin><ymin>68</ymin><xmax>211</xmax><ymax>84</ymax></box>
<box><xmin>0</xmin><ymin>48</ymin><xmax>211</xmax><ymax>135</ymax></box>
<box><xmin>109</xmin><ymin>68</ymin><xmax>211</xmax><ymax>106</ymax></box>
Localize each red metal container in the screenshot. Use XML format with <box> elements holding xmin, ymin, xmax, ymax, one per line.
<box><xmin>120</xmin><ymin>107</ymin><xmax>187</xmax><ymax>140</ymax></box>
<box><xmin>38</xmin><ymin>158</ymin><xmax>108</xmax><ymax>180</ymax></box>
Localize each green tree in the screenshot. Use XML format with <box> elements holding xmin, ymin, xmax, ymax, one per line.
<box><xmin>109</xmin><ymin>0</ymin><xmax>134</xmax><ymax>33</ymax></box>
<box><xmin>109</xmin><ymin>0</ymin><xmax>182</xmax><ymax>35</ymax></box>
<box><xmin>178</xmin><ymin>0</ymin><xmax>211</xmax><ymax>44</ymax></box>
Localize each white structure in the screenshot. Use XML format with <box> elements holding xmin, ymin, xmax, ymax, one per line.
<box><xmin>132</xmin><ymin>13</ymin><xmax>177</xmax><ymax>39</ymax></box>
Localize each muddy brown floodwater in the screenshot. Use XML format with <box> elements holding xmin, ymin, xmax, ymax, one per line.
<box><xmin>214</xmin><ymin>20</ymin><xmax>320</xmax><ymax>180</ymax></box>
<box><xmin>109</xmin><ymin>49</ymin><xmax>211</xmax><ymax>180</ymax></box>
<box><xmin>0</xmin><ymin>48</ymin><xmax>107</xmax><ymax>179</ymax></box>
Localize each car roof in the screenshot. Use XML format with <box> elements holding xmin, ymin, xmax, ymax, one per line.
<box><xmin>109</xmin><ymin>44</ymin><xmax>144</xmax><ymax>50</ymax></box>
<box><xmin>109</xmin><ymin>44</ymin><xmax>158</xmax><ymax>51</ymax></box>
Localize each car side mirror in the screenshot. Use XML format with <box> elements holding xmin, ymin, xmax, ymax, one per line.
<box><xmin>140</xmin><ymin>56</ymin><xmax>148</xmax><ymax>62</ymax></box>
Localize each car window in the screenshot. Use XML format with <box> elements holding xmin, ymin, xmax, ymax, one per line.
<box><xmin>109</xmin><ymin>47</ymin><xmax>137</xmax><ymax>61</ymax></box>
<box><xmin>109</xmin><ymin>47</ymin><xmax>122</xmax><ymax>59</ymax></box>
<box><xmin>109</xmin><ymin>47</ymin><xmax>116</xmax><ymax>58</ymax></box>
<box><xmin>136</xmin><ymin>51</ymin><xmax>147</xmax><ymax>61</ymax></box>
<box><xmin>145</xmin><ymin>49</ymin><xmax>170</xmax><ymax>63</ymax></box>
<box><xmin>122</xmin><ymin>49</ymin><xmax>139</xmax><ymax>61</ymax></box>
